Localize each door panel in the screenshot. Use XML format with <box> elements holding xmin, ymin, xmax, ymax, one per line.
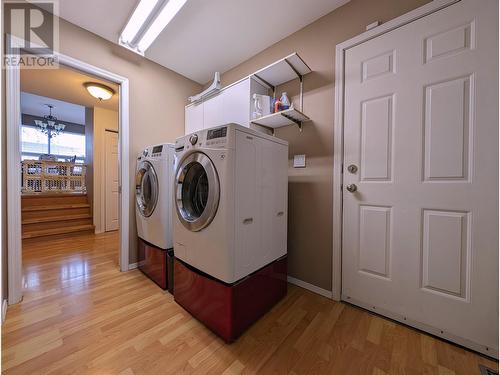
<box><xmin>358</xmin><ymin>205</ymin><xmax>391</xmax><ymax>279</ymax></box>
<box><xmin>424</xmin><ymin>75</ymin><xmax>472</xmax><ymax>181</ymax></box>
<box><xmin>105</xmin><ymin>131</ymin><xmax>119</xmax><ymax>231</ymax></box>
<box><xmin>360</xmin><ymin>95</ymin><xmax>394</xmax><ymax>181</ymax></box>
<box><xmin>342</xmin><ymin>0</ymin><xmax>498</xmax><ymax>356</ymax></box>
<box><xmin>422</xmin><ymin>209</ymin><xmax>470</xmax><ymax>298</ymax></box>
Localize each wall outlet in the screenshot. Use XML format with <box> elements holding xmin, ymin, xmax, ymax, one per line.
<box><xmin>293</xmin><ymin>154</ymin><xmax>306</xmax><ymax>168</ymax></box>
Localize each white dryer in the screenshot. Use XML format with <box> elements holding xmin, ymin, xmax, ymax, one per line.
<box><xmin>172</xmin><ymin>123</ymin><xmax>288</xmax><ymax>284</ymax></box>
<box><xmin>135</xmin><ymin>143</ymin><xmax>175</xmax><ymax>250</ymax></box>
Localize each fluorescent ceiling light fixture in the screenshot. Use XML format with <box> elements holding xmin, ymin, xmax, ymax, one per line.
<box><xmin>84</xmin><ymin>82</ymin><xmax>115</xmax><ymax>101</ymax></box>
<box><xmin>120</xmin><ymin>0</ymin><xmax>159</xmax><ymax>46</ymax></box>
<box><xmin>137</xmin><ymin>0</ymin><xmax>188</xmax><ymax>52</ymax></box>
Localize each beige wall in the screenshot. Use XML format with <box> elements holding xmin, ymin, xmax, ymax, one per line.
<box><xmin>90</xmin><ymin>107</ymin><xmax>119</xmax><ymax>234</ymax></box>
<box><xmin>1</xmin><ymin>16</ymin><xmax>201</xmax><ymax>288</ymax></box>
<box><xmin>218</xmin><ymin>0</ymin><xmax>430</xmax><ymax>291</ymax></box>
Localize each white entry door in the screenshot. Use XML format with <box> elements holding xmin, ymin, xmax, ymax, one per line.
<box><xmin>342</xmin><ymin>0</ymin><xmax>498</xmax><ymax>356</ymax></box>
<box><xmin>105</xmin><ymin>130</ymin><xmax>119</xmax><ymax>231</ymax></box>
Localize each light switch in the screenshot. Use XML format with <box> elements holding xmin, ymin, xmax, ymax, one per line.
<box><xmin>293</xmin><ymin>154</ymin><xmax>306</xmax><ymax>168</ymax></box>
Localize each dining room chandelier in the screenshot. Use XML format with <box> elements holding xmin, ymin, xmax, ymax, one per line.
<box><xmin>34</xmin><ymin>104</ymin><xmax>66</xmax><ymax>138</ymax></box>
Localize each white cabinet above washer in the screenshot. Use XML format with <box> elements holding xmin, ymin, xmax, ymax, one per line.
<box><xmin>184</xmin><ymin>77</ymin><xmax>270</xmax><ymax>135</ymax></box>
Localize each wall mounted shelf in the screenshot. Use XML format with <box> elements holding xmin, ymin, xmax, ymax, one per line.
<box><xmin>252</xmin><ymin>53</ymin><xmax>311</xmax><ymax>88</ymax></box>
<box><xmin>251</xmin><ymin>108</ymin><xmax>310</xmax><ymax>130</ymax></box>
<box><xmin>251</xmin><ymin>53</ymin><xmax>312</xmax><ymax>132</ymax></box>
<box><xmin>185</xmin><ymin>52</ymin><xmax>312</xmax><ymax>135</ymax></box>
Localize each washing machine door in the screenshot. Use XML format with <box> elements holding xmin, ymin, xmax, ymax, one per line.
<box><xmin>175</xmin><ymin>152</ymin><xmax>220</xmax><ymax>232</ymax></box>
<box><xmin>135</xmin><ymin>161</ymin><xmax>159</xmax><ymax>217</ymax></box>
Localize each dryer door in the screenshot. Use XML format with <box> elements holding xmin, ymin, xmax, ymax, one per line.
<box><xmin>175</xmin><ymin>152</ymin><xmax>220</xmax><ymax>232</ymax></box>
<box><xmin>135</xmin><ymin>161</ymin><xmax>159</xmax><ymax>217</ymax></box>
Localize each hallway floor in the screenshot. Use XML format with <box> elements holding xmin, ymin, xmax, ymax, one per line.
<box><xmin>1</xmin><ymin>232</ymin><xmax>497</xmax><ymax>374</ymax></box>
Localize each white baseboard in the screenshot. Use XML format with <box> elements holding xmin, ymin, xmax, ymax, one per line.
<box><xmin>128</xmin><ymin>262</ymin><xmax>138</xmax><ymax>270</ymax></box>
<box><xmin>2</xmin><ymin>299</ymin><xmax>8</xmax><ymax>324</ymax></box>
<box><xmin>287</xmin><ymin>276</ymin><xmax>333</xmax><ymax>299</ymax></box>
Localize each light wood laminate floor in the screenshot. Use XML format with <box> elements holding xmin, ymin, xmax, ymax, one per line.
<box><xmin>2</xmin><ymin>232</ymin><xmax>497</xmax><ymax>374</ymax></box>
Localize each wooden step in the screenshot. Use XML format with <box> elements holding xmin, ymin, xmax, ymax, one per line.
<box><xmin>22</xmin><ymin>224</ymin><xmax>95</xmax><ymax>239</ymax></box>
<box><xmin>22</xmin><ymin>207</ymin><xmax>91</xmax><ymax>220</ymax></box>
<box><xmin>21</xmin><ymin>193</ymin><xmax>88</xmax><ymax>208</ymax></box>
<box><xmin>22</xmin><ymin>203</ymin><xmax>90</xmax><ymax>212</ymax></box>
<box><xmin>22</xmin><ymin>217</ymin><xmax>93</xmax><ymax>232</ymax></box>
<box><xmin>22</xmin><ymin>213</ymin><xmax>92</xmax><ymax>225</ymax></box>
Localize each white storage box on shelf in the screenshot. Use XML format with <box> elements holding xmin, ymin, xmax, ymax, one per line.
<box><xmin>184</xmin><ymin>52</ymin><xmax>312</xmax><ymax>135</ymax></box>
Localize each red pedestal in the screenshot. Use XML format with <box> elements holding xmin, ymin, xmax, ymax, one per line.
<box><xmin>138</xmin><ymin>237</ymin><xmax>172</xmax><ymax>290</ymax></box>
<box><xmin>174</xmin><ymin>256</ymin><xmax>287</xmax><ymax>342</ymax></box>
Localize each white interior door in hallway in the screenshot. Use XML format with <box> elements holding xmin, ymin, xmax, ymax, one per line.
<box><xmin>105</xmin><ymin>130</ymin><xmax>119</xmax><ymax>231</ymax></box>
<box><xmin>341</xmin><ymin>0</ymin><xmax>498</xmax><ymax>357</ymax></box>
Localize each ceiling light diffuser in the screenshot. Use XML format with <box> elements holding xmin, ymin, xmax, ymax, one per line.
<box><xmin>137</xmin><ymin>0</ymin><xmax>187</xmax><ymax>52</ymax></box>
<box><xmin>120</xmin><ymin>0</ymin><xmax>159</xmax><ymax>46</ymax></box>
<box><xmin>84</xmin><ymin>82</ymin><xmax>115</xmax><ymax>101</ymax></box>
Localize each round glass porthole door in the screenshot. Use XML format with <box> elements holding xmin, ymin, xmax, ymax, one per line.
<box><xmin>135</xmin><ymin>161</ymin><xmax>158</xmax><ymax>217</ymax></box>
<box><xmin>175</xmin><ymin>152</ymin><xmax>220</xmax><ymax>232</ymax></box>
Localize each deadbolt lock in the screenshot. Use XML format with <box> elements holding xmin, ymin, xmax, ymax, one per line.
<box><xmin>347</xmin><ymin>164</ymin><xmax>358</xmax><ymax>174</ymax></box>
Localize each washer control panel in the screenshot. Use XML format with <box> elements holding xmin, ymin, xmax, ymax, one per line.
<box><xmin>205</xmin><ymin>126</ymin><xmax>227</xmax><ymax>147</ymax></box>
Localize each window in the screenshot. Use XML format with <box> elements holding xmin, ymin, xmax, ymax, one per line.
<box><xmin>51</xmin><ymin>131</ymin><xmax>86</xmax><ymax>158</ymax></box>
<box><xmin>21</xmin><ymin>125</ymin><xmax>86</xmax><ymax>162</ymax></box>
<box><xmin>21</xmin><ymin>126</ymin><xmax>49</xmax><ymax>155</ymax></box>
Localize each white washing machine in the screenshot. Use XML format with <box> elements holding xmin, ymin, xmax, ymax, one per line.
<box><xmin>135</xmin><ymin>143</ymin><xmax>175</xmax><ymax>290</ymax></box>
<box><xmin>172</xmin><ymin>123</ymin><xmax>288</xmax><ymax>284</ymax></box>
<box><xmin>135</xmin><ymin>143</ymin><xmax>175</xmax><ymax>249</ymax></box>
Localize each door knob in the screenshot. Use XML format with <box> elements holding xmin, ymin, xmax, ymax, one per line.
<box><xmin>346</xmin><ymin>184</ymin><xmax>357</xmax><ymax>193</ymax></box>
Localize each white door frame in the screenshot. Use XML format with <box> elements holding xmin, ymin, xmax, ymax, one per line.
<box><xmin>6</xmin><ymin>50</ymin><xmax>130</xmax><ymax>305</ymax></box>
<box><xmin>331</xmin><ymin>0</ymin><xmax>459</xmax><ymax>301</ymax></box>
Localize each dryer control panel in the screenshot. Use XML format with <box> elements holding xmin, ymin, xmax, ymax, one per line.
<box><xmin>205</xmin><ymin>126</ymin><xmax>227</xmax><ymax>147</ymax></box>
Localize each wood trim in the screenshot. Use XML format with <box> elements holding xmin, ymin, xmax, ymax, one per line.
<box><xmin>6</xmin><ymin>64</ymin><xmax>23</xmax><ymax>305</ymax></box>
<box><xmin>287</xmin><ymin>276</ymin><xmax>333</xmax><ymax>299</ymax></box>
<box><xmin>2</xmin><ymin>299</ymin><xmax>7</xmax><ymax>324</ymax></box>
<box><xmin>331</xmin><ymin>0</ymin><xmax>460</xmax><ymax>301</ymax></box>
<box><xmin>119</xmin><ymin>80</ymin><xmax>130</xmax><ymax>272</ymax></box>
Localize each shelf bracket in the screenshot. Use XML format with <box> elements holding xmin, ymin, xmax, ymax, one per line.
<box><xmin>281</xmin><ymin>113</ymin><xmax>303</xmax><ymax>132</ymax></box>
<box><xmin>283</xmin><ymin>58</ymin><xmax>304</xmax><ymax>112</ymax></box>
<box><xmin>253</xmin><ymin>73</ymin><xmax>275</xmax><ymax>95</ymax></box>
<box><xmin>283</xmin><ymin>58</ymin><xmax>301</xmax><ymax>79</ymax></box>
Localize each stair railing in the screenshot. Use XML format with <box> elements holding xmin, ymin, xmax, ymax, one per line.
<box><xmin>22</xmin><ymin>160</ymin><xmax>87</xmax><ymax>194</ymax></box>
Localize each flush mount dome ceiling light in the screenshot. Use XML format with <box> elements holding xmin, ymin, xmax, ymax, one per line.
<box><xmin>119</xmin><ymin>0</ymin><xmax>188</xmax><ymax>55</ymax></box>
<box><xmin>84</xmin><ymin>82</ymin><xmax>115</xmax><ymax>101</ymax></box>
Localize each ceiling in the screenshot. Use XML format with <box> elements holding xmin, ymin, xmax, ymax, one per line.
<box><xmin>21</xmin><ymin>65</ymin><xmax>119</xmax><ymax>111</ymax></box>
<box><xmin>21</xmin><ymin>92</ymin><xmax>86</xmax><ymax>125</ymax></box>
<box><xmin>55</xmin><ymin>0</ymin><xmax>350</xmax><ymax>83</ymax></box>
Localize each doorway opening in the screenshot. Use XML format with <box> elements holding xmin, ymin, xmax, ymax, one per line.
<box><xmin>6</xmin><ymin>52</ymin><xmax>130</xmax><ymax>305</ymax></box>
<box><xmin>19</xmin><ymin>65</ymin><xmax>121</xmax><ymax>292</ymax></box>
